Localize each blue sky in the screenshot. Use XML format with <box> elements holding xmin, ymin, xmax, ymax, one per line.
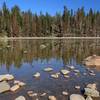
<box><xmin>0</xmin><ymin>0</ymin><xmax>100</xmax><ymax>15</ymax></box>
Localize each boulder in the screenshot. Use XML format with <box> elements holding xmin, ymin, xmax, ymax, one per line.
<box><xmin>10</xmin><ymin>84</ymin><xmax>20</xmax><ymax>92</ymax></box>
<box><xmin>44</xmin><ymin>67</ymin><xmax>53</xmax><ymax>72</ymax></box>
<box><xmin>84</xmin><ymin>55</ymin><xmax>100</xmax><ymax>67</ymax></box>
<box><xmin>0</xmin><ymin>81</ymin><xmax>10</xmax><ymax>93</ymax></box>
<box><xmin>84</xmin><ymin>88</ymin><xmax>99</xmax><ymax>97</ymax></box>
<box><xmin>61</xmin><ymin>69</ymin><xmax>70</xmax><ymax>75</ymax></box>
<box><xmin>70</xmin><ymin>94</ymin><xmax>85</xmax><ymax>100</ymax></box>
<box><xmin>0</xmin><ymin>74</ymin><xmax>14</xmax><ymax>81</ymax></box>
<box><xmin>15</xmin><ymin>96</ymin><xmax>25</xmax><ymax>100</ymax></box>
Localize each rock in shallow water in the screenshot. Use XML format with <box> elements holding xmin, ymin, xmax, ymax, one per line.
<box><xmin>0</xmin><ymin>74</ymin><xmax>14</xmax><ymax>81</ymax></box>
<box><xmin>0</xmin><ymin>81</ymin><xmax>10</xmax><ymax>93</ymax></box>
<box><xmin>14</xmin><ymin>80</ymin><xmax>26</xmax><ymax>86</ymax></box>
<box><xmin>15</xmin><ymin>96</ymin><xmax>26</xmax><ymax>100</ymax></box>
<box><xmin>44</xmin><ymin>67</ymin><xmax>53</xmax><ymax>72</ymax></box>
<box><xmin>62</xmin><ymin>91</ymin><xmax>68</xmax><ymax>96</ymax></box>
<box><xmin>49</xmin><ymin>96</ymin><xmax>57</xmax><ymax>100</ymax></box>
<box><xmin>70</xmin><ymin>94</ymin><xmax>85</xmax><ymax>100</ymax></box>
<box><xmin>84</xmin><ymin>88</ymin><xmax>99</xmax><ymax>97</ymax></box>
<box><xmin>33</xmin><ymin>72</ymin><xmax>40</xmax><ymax>78</ymax></box>
<box><xmin>61</xmin><ymin>69</ymin><xmax>70</xmax><ymax>75</ymax></box>
<box><xmin>51</xmin><ymin>73</ymin><xmax>59</xmax><ymax>79</ymax></box>
<box><xmin>10</xmin><ymin>84</ymin><xmax>20</xmax><ymax>92</ymax></box>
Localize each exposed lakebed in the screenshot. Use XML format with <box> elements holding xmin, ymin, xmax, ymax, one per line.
<box><xmin>0</xmin><ymin>39</ymin><xmax>100</xmax><ymax>100</ymax></box>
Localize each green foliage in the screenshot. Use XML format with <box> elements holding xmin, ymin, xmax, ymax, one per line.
<box><xmin>0</xmin><ymin>3</ymin><xmax>100</xmax><ymax>37</ymax></box>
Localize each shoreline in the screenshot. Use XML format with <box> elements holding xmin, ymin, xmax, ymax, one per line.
<box><xmin>0</xmin><ymin>37</ymin><xmax>100</xmax><ymax>40</ymax></box>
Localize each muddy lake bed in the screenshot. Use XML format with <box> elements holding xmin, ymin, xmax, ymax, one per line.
<box><xmin>0</xmin><ymin>39</ymin><xmax>100</xmax><ymax>100</ymax></box>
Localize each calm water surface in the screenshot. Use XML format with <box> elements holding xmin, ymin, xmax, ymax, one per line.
<box><xmin>0</xmin><ymin>39</ymin><xmax>100</xmax><ymax>100</ymax></box>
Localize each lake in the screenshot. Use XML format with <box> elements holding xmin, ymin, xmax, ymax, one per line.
<box><xmin>0</xmin><ymin>39</ymin><xmax>100</xmax><ymax>100</ymax></box>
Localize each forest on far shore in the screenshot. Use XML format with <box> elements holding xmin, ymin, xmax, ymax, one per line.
<box><xmin>0</xmin><ymin>2</ymin><xmax>100</xmax><ymax>37</ymax></box>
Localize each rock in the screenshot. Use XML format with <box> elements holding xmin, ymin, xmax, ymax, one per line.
<box><xmin>75</xmin><ymin>86</ymin><xmax>80</xmax><ymax>89</ymax></box>
<box><xmin>84</xmin><ymin>88</ymin><xmax>99</xmax><ymax>97</ymax></box>
<box><xmin>87</xmin><ymin>83</ymin><xmax>97</xmax><ymax>90</ymax></box>
<box><xmin>86</xmin><ymin>96</ymin><xmax>93</xmax><ymax>100</ymax></box>
<box><xmin>89</xmin><ymin>73</ymin><xmax>96</xmax><ymax>76</ymax></box>
<box><xmin>62</xmin><ymin>91</ymin><xmax>68</xmax><ymax>96</ymax></box>
<box><xmin>14</xmin><ymin>80</ymin><xmax>26</xmax><ymax>86</ymax></box>
<box><xmin>64</xmin><ymin>75</ymin><xmax>70</xmax><ymax>78</ymax></box>
<box><xmin>0</xmin><ymin>81</ymin><xmax>10</xmax><ymax>93</ymax></box>
<box><xmin>74</xmin><ymin>70</ymin><xmax>80</xmax><ymax>73</ymax></box>
<box><xmin>10</xmin><ymin>84</ymin><xmax>20</xmax><ymax>92</ymax></box>
<box><xmin>15</xmin><ymin>96</ymin><xmax>26</xmax><ymax>100</ymax></box>
<box><xmin>70</xmin><ymin>94</ymin><xmax>85</xmax><ymax>100</ymax></box>
<box><xmin>51</xmin><ymin>73</ymin><xmax>59</xmax><ymax>79</ymax></box>
<box><xmin>68</xmin><ymin>66</ymin><xmax>75</xmax><ymax>70</ymax></box>
<box><xmin>40</xmin><ymin>93</ymin><xmax>47</xmax><ymax>96</ymax></box>
<box><xmin>27</xmin><ymin>91</ymin><xmax>38</xmax><ymax>97</ymax></box>
<box><xmin>33</xmin><ymin>72</ymin><xmax>40</xmax><ymax>78</ymax></box>
<box><xmin>44</xmin><ymin>67</ymin><xmax>53</xmax><ymax>72</ymax></box>
<box><xmin>0</xmin><ymin>74</ymin><xmax>14</xmax><ymax>81</ymax></box>
<box><xmin>61</xmin><ymin>69</ymin><xmax>70</xmax><ymax>75</ymax></box>
<box><xmin>48</xmin><ymin>96</ymin><xmax>57</xmax><ymax>100</ymax></box>
<box><xmin>84</xmin><ymin>55</ymin><xmax>100</xmax><ymax>67</ymax></box>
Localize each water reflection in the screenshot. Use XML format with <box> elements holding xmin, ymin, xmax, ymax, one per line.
<box><xmin>0</xmin><ymin>39</ymin><xmax>100</xmax><ymax>71</ymax></box>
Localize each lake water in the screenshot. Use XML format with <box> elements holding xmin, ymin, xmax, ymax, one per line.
<box><xmin>0</xmin><ymin>39</ymin><xmax>100</xmax><ymax>100</ymax></box>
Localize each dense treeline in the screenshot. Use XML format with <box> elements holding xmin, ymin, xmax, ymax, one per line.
<box><xmin>0</xmin><ymin>2</ymin><xmax>100</xmax><ymax>37</ymax></box>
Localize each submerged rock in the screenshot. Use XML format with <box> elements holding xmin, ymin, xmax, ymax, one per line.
<box><xmin>44</xmin><ymin>67</ymin><xmax>53</xmax><ymax>72</ymax></box>
<box><xmin>15</xmin><ymin>96</ymin><xmax>26</xmax><ymax>100</ymax></box>
<box><xmin>33</xmin><ymin>72</ymin><xmax>40</xmax><ymax>78</ymax></box>
<box><xmin>84</xmin><ymin>88</ymin><xmax>99</xmax><ymax>97</ymax></box>
<box><xmin>10</xmin><ymin>84</ymin><xmax>20</xmax><ymax>92</ymax></box>
<box><xmin>48</xmin><ymin>96</ymin><xmax>57</xmax><ymax>100</ymax></box>
<box><xmin>61</xmin><ymin>69</ymin><xmax>70</xmax><ymax>75</ymax></box>
<box><xmin>0</xmin><ymin>74</ymin><xmax>14</xmax><ymax>81</ymax></box>
<box><xmin>0</xmin><ymin>81</ymin><xmax>10</xmax><ymax>93</ymax></box>
<box><xmin>74</xmin><ymin>70</ymin><xmax>80</xmax><ymax>73</ymax></box>
<box><xmin>70</xmin><ymin>94</ymin><xmax>85</xmax><ymax>100</ymax></box>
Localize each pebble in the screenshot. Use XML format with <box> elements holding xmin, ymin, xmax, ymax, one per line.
<box><xmin>62</xmin><ymin>91</ymin><xmax>68</xmax><ymax>96</ymax></box>
<box><xmin>33</xmin><ymin>72</ymin><xmax>40</xmax><ymax>78</ymax></box>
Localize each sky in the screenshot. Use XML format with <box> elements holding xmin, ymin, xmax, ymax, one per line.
<box><xmin>0</xmin><ymin>0</ymin><xmax>100</xmax><ymax>15</ymax></box>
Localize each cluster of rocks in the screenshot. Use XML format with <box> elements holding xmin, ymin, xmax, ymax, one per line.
<box><xmin>33</xmin><ymin>66</ymin><xmax>80</xmax><ymax>79</ymax></box>
<box><xmin>70</xmin><ymin>83</ymin><xmax>100</xmax><ymax>100</ymax></box>
<box><xmin>0</xmin><ymin>74</ymin><xmax>26</xmax><ymax>100</ymax></box>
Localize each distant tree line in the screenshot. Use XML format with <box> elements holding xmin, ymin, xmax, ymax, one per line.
<box><xmin>0</xmin><ymin>2</ymin><xmax>100</xmax><ymax>37</ymax></box>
